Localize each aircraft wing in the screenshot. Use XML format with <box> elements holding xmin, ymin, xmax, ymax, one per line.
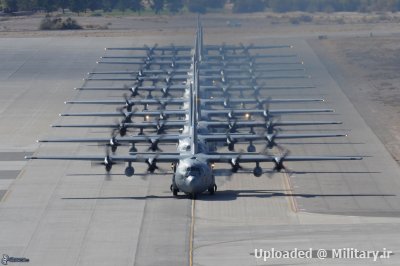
<box><xmin>38</xmin><ymin>134</ymin><xmax>185</xmax><ymax>143</ymax></box>
<box><xmin>74</xmin><ymin>84</ymin><xmax>188</xmax><ymax>91</ymax></box>
<box><xmin>25</xmin><ymin>153</ymin><xmax>183</xmax><ymax>163</ymax></box>
<box><xmin>198</xmin><ymin>133</ymin><xmax>346</xmax><ymax>142</ymax></box>
<box><xmin>201</xmin><ymin>98</ymin><xmax>324</xmax><ymax>105</ymax></box>
<box><xmin>25</xmin><ymin>153</ymin><xmax>362</xmax><ymax>164</ymax></box>
<box><xmin>202</xmin><ymin>109</ymin><xmax>334</xmax><ymax>118</ymax></box>
<box><xmin>51</xmin><ymin>121</ymin><xmax>187</xmax><ymax>129</ymax></box>
<box><xmin>197</xmin><ymin>153</ymin><xmax>362</xmax><ymax>163</ymax></box>
<box><xmin>65</xmin><ymin>98</ymin><xmax>187</xmax><ymax>105</ymax></box>
<box><xmin>199</xmin><ymin>120</ymin><xmax>342</xmax><ymax>128</ymax></box>
<box><xmin>200</xmin><ymin>85</ymin><xmax>315</xmax><ymax>91</ymax></box>
<box><xmin>59</xmin><ymin>110</ymin><xmax>188</xmax><ymax>117</ymax></box>
<box><xmin>106</xmin><ymin>46</ymin><xmax>192</xmax><ymax>51</ymax></box>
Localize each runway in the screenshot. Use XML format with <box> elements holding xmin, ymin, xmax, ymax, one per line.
<box><xmin>0</xmin><ymin>33</ymin><xmax>399</xmax><ymax>266</ymax></box>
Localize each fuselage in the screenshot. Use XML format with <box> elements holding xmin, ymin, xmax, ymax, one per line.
<box><xmin>172</xmin><ymin>122</ymin><xmax>214</xmax><ymax>195</ymax></box>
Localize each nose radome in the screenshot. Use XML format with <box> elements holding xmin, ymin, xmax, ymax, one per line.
<box><xmin>185</xmin><ymin>175</ymin><xmax>198</xmax><ymax>193</ymax></box>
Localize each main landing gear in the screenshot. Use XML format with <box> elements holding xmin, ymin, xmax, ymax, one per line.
<box><xmin>170</xmin><ymin>184</ymin><xmax>179</xmax><ymax>196</ymax></box>
<box><xmin>208</xmin><ymin>184</ymin><xmax>217</xmax><ymax>195</ymax></box>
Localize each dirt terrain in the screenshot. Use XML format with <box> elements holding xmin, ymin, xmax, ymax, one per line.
<box><xmin>311</xmin><ymin>36</ymin><xmax>400</xmax><ymax>163</ymax></box>
<box><xmin>2</xmin><ymin>11</ymin><xmax>400</xmax><ymax>37</ymax></box>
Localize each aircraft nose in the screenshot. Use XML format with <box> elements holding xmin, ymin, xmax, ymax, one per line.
<box><xmin>185</xmin><ymin>175</ymin><xmax>199</xmax><ymax>193</ymax></box>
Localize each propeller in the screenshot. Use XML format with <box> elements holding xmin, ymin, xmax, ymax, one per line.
<box><xmin>241</xmin><ymin>43</ymin><xmax>254</xmax><ymax>55</ymax></box>
<box><xmin>146</xmin><ymin>157</ymin><xmax>159</xmax><ymax>173</ymax></box>
<box><xmin>129</xmin><ymin>84</ymin><xmax>140</xmax><ymax>97</ymax></box>
<box><xmin>227</xmin><ymin>109</ymin><xmax>235</xmax><ymax>120</ymax></box>
<box><xmin>226</xmin><ymin>132</ymin><xmax>237</xmax><ymax>151</ymax></box>
<box><xmin>161</xmin><ymin>86</ymin><xmax>171</xmax><ymax>97</ymax></box>
<box><xmin>159</xmin><ymin>111</ymin><xmax>167</xmax><ymax>120</ymax></box>
<box><xmin>228</xmin><ymin>150</ymin><xmax>252</xmax><ymax>175</ymax></box>
<box><xmin>263</xmin><ymin>130</ymin><xmax>285</xmax><ymax>151</ymax></box>
<box><xmin>252</xmin><ymin>84</ymin><xmax>261</xmax><ymax>97</ymax></box>
<box><xmin>221</xmin><ymin>85</ymin><xmax>231</xmax><ymax>98</ymax></box>
<box><xmin>147</xmin><ymin>137</ymin><xmax>163</xmax><ymax>152</ymax></box>
<box><xmin>256</xmin><ymin>96</ymin><xmax>271</xmax><ymax>109</ymax></box>
<box><xmin>229</xmin><ymin>155</ymin><xmax>242</xmax><ymax>173</ymax></box>
<box><xmin>223</xmin><ymin>97</ymin><xmax>230</xmax><ymax>108</ymax></box>
<box><xmin>265</xmin><ymin>116</ymin><xmax>281</xmax><ymax>134</ymax></box>
<box><xmin>118</xmin><ymin>93</ymin><xmax>134</xmax><ymax>112</ymax></box>
<box><xmin>115</xmin><ymin>119</ymin><xmax>128</xmax><ymax>137</ymax></box>
<box><xmin>156</xmin><ymin>98</ymin><xmax>170</xmax><ymax>110</ymax></box>
<box><xmin>91</xmin><ymin>149</ymin><xmax>121</xmax><ymax>181</ymax></box>
<box><xmin>119</xmin><ymin>107</ymin><xmax>138</xmax><ymax>123</ymax></box>
<box><xmin>227</xmin><ymin>118</ymin><xmax>237</xmax><ymax>133</ymax></box>
<box><xmin>273</xmin><ymin>149</ymin><xmax>291</xmax><ymax>172</ymax></box>
<box><xmin>155</xmin><ymin>119</ymin><xmax>166</xmax><ymax>134</ymax></box>
<box><xmin>105</xmin><ymin>132</ymin><xmax>120</xmax><ymax>153</ymax></box>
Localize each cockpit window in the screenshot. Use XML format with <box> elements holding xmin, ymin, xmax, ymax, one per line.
<box><xmin>185</xmin><ymin>166</ymin><xmax>201</xmax><ymax>177</ymax></box>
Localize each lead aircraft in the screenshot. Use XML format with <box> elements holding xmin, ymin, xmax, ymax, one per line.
<box><xmin>26</xmin><ymin>21</ymin><xmax>362</xmax><ymax>198</ymax></box>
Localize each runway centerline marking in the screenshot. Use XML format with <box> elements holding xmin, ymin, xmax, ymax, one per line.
<box><xmin>189</xmin><ymin>198</ymin><xmax>195</xmax><ymax>266</ymax></box>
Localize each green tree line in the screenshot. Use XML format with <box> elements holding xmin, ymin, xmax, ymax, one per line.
<box><xmin>1</xmin><ymin>0</ymin><xmax>400</xmax><ymax>14</ymax></box>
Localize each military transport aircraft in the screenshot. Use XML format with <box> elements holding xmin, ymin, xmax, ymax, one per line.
<box><xmin>26</xmin><ymin>22</ymin><xmax>362</xmax><ymax>198</ymax></box>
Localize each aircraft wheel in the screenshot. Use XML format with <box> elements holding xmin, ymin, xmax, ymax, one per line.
<box><xmin>173</xmin><ymin>189</ymin><xmax>179</xmax><ymax>196</ymax></box>
<box><xmin>208</xmin><ymin>184</ymin><xmax>217</xmax><ymax>195</ymax></box>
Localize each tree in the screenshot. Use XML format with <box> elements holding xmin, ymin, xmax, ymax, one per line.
<box><xmin>87</xmin><ymin>0</ymin><xmax>102</xmax><ymax>11</ymax></box>
<box><xmin>17</xmin><ymin>0</ymin><xmax>37</xmax><ymax>11</ymax></box>
<box><xmin>130</xmin><ymin>0</ymin><xmax>144</xmax><ymax>14</ymax></box>
<box><xmin>268</xmin><ymin>0</ymin><xmax>292</xmax><ymax>12</ymax></box>
<box><xmin>3</xmin><ymin>0</ymin><xmax>18</xmax><ymax>12</ymax></box>
<box><xmin>150</xmin><ymin>0</ymin><xmax>164</xmax><ymax>14</ymax></box>
<box><xmin>203</xmin><ymin>0</ymin><xmax>225</xmax><ymax>8</ymax></box>
<box><xmin>57</xmin><ymin>0</ymin><xmax>69</xmax><ymax>13</ymax></box>
<box><xmin>38</xmin><ymin>0</ymin><xmax>57</xmax><ymax>12</ymax></box>
<box><xmin>103</xmin><ymin>0</ymin><xmax>118</xmax><ymax>12</ymax></box>
<box><xmin>117</xmin><ymin>0</ymin><xmax>130</xmax><ymax>12</ymax></box>
<box><xmin>69</xmin><ymin>0</ymin><xmax>86</xmax><ymax>14</ymax></box>
<box><xmin>166</xmin><ymin>0</ymin><xmax>183</xmax><ymax>13</ymax></box>
<box><xmin>188</xmin><ymin>0</ymin><xmax>206</xmax><ymax>13</ymax></box>
<box><xmin>233</xmin><ymin>0</ymin><xmax>265</xmax><ymax>13</ymax></box>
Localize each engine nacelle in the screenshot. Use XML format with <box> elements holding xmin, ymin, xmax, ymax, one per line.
<box><xmin>253</xmin><ymin>166</ymin><xmax>262</xmax><ymax>177</ymax></box>
<box><xmin>247</xmin><ymin>144</ymin><xmax>256</xmax><ymax>152</ymax></box>
<box><xmin>228</xmin><ymin>143</ymin><xmax>235</xmax><ymax>151</ymax></box>
<box><xmin>125</xmin><ymin>166</ymin><xmax>135</xmax><ymax>177</ymax></box>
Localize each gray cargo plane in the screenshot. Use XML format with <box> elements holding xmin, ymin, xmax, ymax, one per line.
<box><xmin>26</xmin><ymin>22</ymin><xmax>363</xmax><ymax>197</ymax></box>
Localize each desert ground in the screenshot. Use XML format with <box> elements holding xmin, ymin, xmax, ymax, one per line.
<box><xmin>0</xmin><ymin>12</ymin><xmax>400</xmax><ymax>266</ymax></box>
<box><xmin>311</xmin><ymin>36</ymin><xmax>400</xmax><ymax>164</ymax></box>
